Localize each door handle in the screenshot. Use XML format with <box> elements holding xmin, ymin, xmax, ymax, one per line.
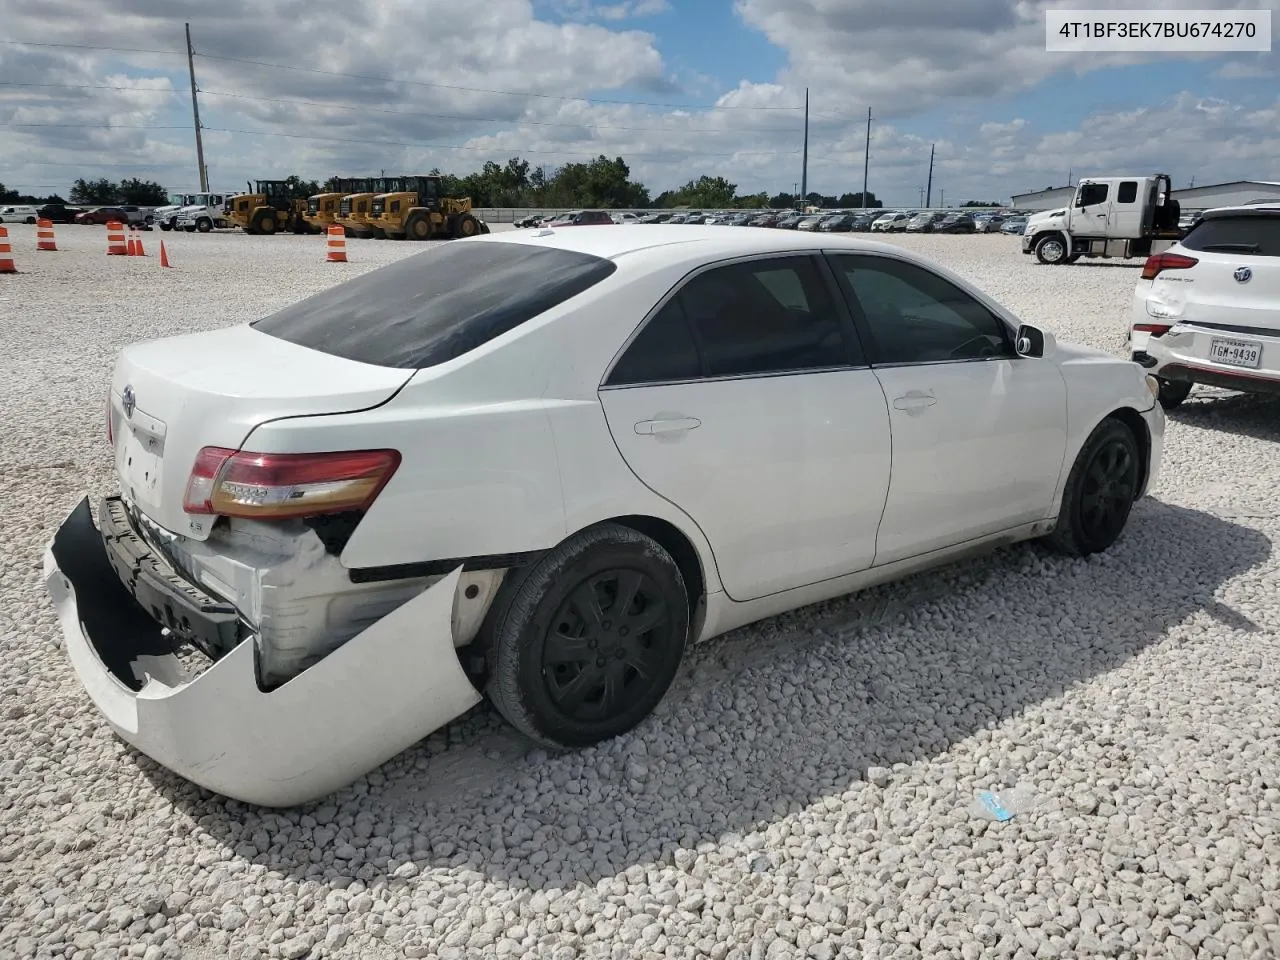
<box><xmin>892</xmin><ymin>391</ymin><xmax>936</xmax><ymax>412</ymax></box>
<box><xmin>635</xmin><ymin>417</ymin><xmax>701</xmax><ymax>435</ymax></box>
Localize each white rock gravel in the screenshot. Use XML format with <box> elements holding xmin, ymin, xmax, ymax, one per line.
<box><xmin>1</xmin><ymin>225</ymin><xmax>1279</xmax><ymax>960</ymax></box>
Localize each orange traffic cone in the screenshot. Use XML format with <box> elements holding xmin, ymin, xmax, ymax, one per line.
<box><xmin>326</xmin><ymin>224</ymin><xmax>347</xmax><ymax>262</ymax></box>
<box><xmin>106</xmin><ymin>221</ymin><xmax>127</xmax><ymax>256</ymax></box>
<box><xmin>159</xmin><ymin>241</ymin><xmax>171</xmax><ymax>268</ymax></box>
<box><xmin>36</xmin><ymin>219</ymin><xmax>57</xmax><ymax>251</ymax></box>
<box><xmin>0</xmin><ymin>226</ymin><xmax>16</xmax><ymax>273</ymax></box>
<box><xmin>127</xmin><ymin>235</ymin><xmax>137</xmax><ymax>256</ymax></box>
<box><xmin>135</xmin><ymin>237</ymin><xmax>146</xmax><ymax>257</ymax></box>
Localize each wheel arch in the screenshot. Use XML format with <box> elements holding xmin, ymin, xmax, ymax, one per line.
<box><xmin>604</xmin><ymin>514</ymin><xmax>706</xmax><ymax>627</ymax></box>
<box><xmin>1102</xmin><ymin>405</ymin><xmax>1152</xmax><ymax>496</ymax></box>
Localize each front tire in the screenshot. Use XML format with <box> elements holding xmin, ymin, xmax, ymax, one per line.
<box><xmin>1034</xmin><ymin>233</ymin><xmax>1069</xmax><ymax>264</ymax></box>
<box><xmin>1044</xmin><ymin>418</ymin><xmax>1141</xmax><ymax>557</ymax></box>
<box><xmin>484</xmin><ymin>523</ymin><xmax>689</xmax><ymax>749</ymax></box>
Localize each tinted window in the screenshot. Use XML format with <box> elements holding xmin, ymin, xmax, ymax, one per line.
<box><xmin>1181</xmin><ymin>215</ymin><xmax>1280</xmax><ymax>257</ymax></box>
<box><xmin>606</xmin><ymin>299</ymin><xmax>700</xmax><ymax>385</ymax></box>
<box><xmin>829</xmin><ymin>254</ymin><xmax>1011</xmax><ymax>365</ymax></box>
<box><xmin>1078</xmin><ymin>183</ymin><xmax>1109</xmax><ymax>207</ymax></box>
<box><xmin>254</xmin><ymin>243</ymin><xmax>617</xmax><ymax>369</ymax></box>
<box><xmin>681</xmin><ymin>256</ymin><xmax>852</xmax><ymax>377</ymax></box>
<box><xmin>607</xmin><ymin>256</ymin><xmax>856</xmax><ymax>384</ymax></box>
<box><xmin>1117</xmin><ymin>181</ymin><xmax>1138</xmax><ymax>204</ymax></box>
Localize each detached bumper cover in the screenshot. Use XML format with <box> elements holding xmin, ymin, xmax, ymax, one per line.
<box><xmin>44</xmin><ymin>497</ymin><xmax>483</xmax><ymax>807</ymax></box>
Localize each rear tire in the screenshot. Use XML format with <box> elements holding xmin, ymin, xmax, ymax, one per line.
<box><xmin>1156</xmin><ymin>378</ymin><xmax>1192</xmax><ymax>410</ymax></box>
<box><xmin>196</xmin><ymin>218</ymin><xmax>212</xmax><ymax>233</ymax></box>
<box><xmin>159</xmin><ymin>222</ymin><xmax>173</xmax><ymax>232</ymax></box>
<box><xmin>1044</xmin><ymin>418</ymin><xmax>1141</xmax><ymax>557</ymax></box>
<box><xmin>483</xmin><ymin>523</ymin><xmax>689</xmax><ymax>749</ymax></box>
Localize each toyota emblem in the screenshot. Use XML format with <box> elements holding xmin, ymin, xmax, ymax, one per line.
<box><xmin>1234</xmin><ymin>266</ymin><xmax>1252</xmax><ymax>283</ymax></box>
<box><xmin>122</xmin><ymin>385</ymin><xmax>136</xmax><ymax>418</ymax></box>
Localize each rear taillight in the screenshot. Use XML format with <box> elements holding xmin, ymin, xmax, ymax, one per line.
<box><xmin>1132</xmin><ymin>322</ymin><xmax>1172</xmax><ymax>337</ymax></box>
<box><xmin>183</xmin><ymin>448</ymin><xmax>401</xmax><ymax>520</ymax></box>
<box><xmin>1140</xmin><ymin>252</ymin><xmax>1198</xmax><ymax>281</ymax></box>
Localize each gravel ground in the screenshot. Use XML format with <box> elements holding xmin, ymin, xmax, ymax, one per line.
<box><xmin>2</xmin><ymin>225</ymin><xmax>1278</xmax><ymax>960</ymax></box>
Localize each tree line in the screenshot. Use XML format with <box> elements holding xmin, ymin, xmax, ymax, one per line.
<box><xmin>3</xmin><ymin>156</ymin><xmax>882</xmax><ymax>210</ymax></box>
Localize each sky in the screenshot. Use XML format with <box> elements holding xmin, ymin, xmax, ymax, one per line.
<box><xmin>2</xmin><ymin>0</ymin><xmax>1278</xmax><ymax>207</ymax></box>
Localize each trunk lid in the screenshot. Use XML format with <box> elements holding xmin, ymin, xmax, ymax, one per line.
<box><xmin>1163</xmin><ymin>249</ymin><xmax>1280</xmax><ymax>332</ymax></box>
<box><xmin>110</xmin><ymin>324</ymin><xmax>413</xmax><ymax>540</ymax></box>
<box><xmin>1170</xmin><ymin>212</ymin><xmax>1280</xmax><ymax>332</ymax></box>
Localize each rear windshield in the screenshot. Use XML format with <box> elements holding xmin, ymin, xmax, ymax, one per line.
<box><xmin>252</xmin><ymin>242</ymin><xmax>617</xmax><ymax>368</ymax></box>
<box><xmin>1181</xmin><ymin>215</ymin><xmax>1280</xmax><ymax>257</ymax></box>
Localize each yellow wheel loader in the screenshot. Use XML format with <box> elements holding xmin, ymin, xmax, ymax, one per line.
<box><xmin>227</xmin><ymin>181</ymin><xmax>316</xmax><ymax>235</ymax></box>
<box><xmin>336</xmin><ymin>177</ymin><xmax>394</xmax><ymax>239</ymax></box>
<box><xmin>370</xmin><ymin>176</ymin><xmax>488</xmax><ymax>241</ymax></box>
<box><xmin>304</xmin><ymin>178</ymin><xmax>361</xmax><ymax>233</ymax></box>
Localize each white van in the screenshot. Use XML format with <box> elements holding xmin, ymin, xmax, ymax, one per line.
<box><xmin>0</xmin><ymin>205</ymin><xmax>39</xmax><ymax>224</ymax></box>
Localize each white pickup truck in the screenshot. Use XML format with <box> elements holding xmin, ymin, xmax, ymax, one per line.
<box><xmin>1021</xmin><ymin>174</ymin><xmax>1185</xmax><ymax>264</ymax></box>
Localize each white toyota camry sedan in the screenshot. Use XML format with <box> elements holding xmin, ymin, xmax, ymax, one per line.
<box><xmin>45</xmin><ymin>226</ymin><xmax>1165</xmax><ymax>806</ymax></box>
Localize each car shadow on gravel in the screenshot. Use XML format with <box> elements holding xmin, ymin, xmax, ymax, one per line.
<box><xmin>1169</xmin><ymin>390</ymin><xmax>1280</xmax><ymax>443</ymax></box>
<box><xmin>138</xmin><ymin>498</ymin><xmax>1269</xmax><ymax>890</ymax></box>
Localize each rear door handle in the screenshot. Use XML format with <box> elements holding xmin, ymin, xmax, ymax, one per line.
<box><xmin>635</xmin><ymin>417</ymin><xmax>701</xmax><ymax>435</ymax></box>
<box><xmin>892</xmin><ymin>391</ymin><xmax>937</xmax><ymax>412</ymax></box>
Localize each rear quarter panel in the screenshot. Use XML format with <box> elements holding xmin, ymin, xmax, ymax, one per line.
<box><xmin>241</xmin><ymin>248</ymin><xmax>724</xmax><ymax>581</ymax></box>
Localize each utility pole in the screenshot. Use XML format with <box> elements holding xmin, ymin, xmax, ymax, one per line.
<box><xmin>185</xmin><ymin>23</ymin><xmax>208</xmax><ymax>191</ymax></box>
<box><xmin>918</xmin><ymin>186</ymin><xmax>924</xmax><ymax>207</ymax></box>
<box><xmin>862</xmin><ymin>107</ymin><xmax>871</xmax><ymax>209</ymax></box>
<box><xmin>1067</xmin><ymin>167</ymin><xmax>1072</xmax><ymax>186</ymax></box>
<box><xmin>940</xmin><ymin>188</ymin><xmax>945</xmax><ymax>208</ymax></box>
<box><xmin>925</xmin><ymin>144</ymin><xmax>935</xmax><ymax>208</ymax></box>
<box><xmin>800</xmin><ymin>88</ymin><xmax>809</xmax><ymax>209</ymax></box>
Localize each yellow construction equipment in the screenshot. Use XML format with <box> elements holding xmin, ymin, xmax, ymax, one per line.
<box><xmin>227</xmin><ymin>180</ymin><xmax>315</xmax><ymax>235</ymax></box>
<box><xmin>370</xmin><ymin>175</ymin><xmax>487</xmax><ymax>241</ymax></box>
<box><xmin>304</xmin><ymin>177</ymin><xmax>361</xmax><ymax>233</ymax></box>
<box><xmin>336</xmin><ymin>177</ymin><xmax>392</xmax><ymax>239</ymax></box>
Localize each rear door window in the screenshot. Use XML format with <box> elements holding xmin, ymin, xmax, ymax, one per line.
<box><xmin>1180</xmin><ymin>215</ymin><xmax>1280</xmax><ymax>257</ymax></box>
<box><xmin>253</xmin><ymin>243</ymin><xmax>617</xmax><ymax>368</ymax></box>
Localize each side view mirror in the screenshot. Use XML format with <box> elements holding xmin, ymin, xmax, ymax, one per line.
<box><xmin>1015</xmin><ymin>324</ymin><xmax>1054</xmax><ymax>358</ymax></box>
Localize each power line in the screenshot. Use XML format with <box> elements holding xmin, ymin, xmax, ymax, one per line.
<box><xmin>0</xmin><ymin>40</ymin><xmax>804</xmax><ymax>111</ymax></box>
<box><xmin>193</xmin><ymin>51</ymin><xmax>805</xmax><ymax>110</ymax></box>
<box><xmin>0</xmin><ymin>81</ymin><xmax>805</xmax><ymax>135</ymax></box>
<box><xmin>200</xmin><ymin>126</ymin><xmax>801</xmax><ymax>159</ymax></box>
<box><xmin>0</xmin><ymin>39</ymin><xmax>181</xmax><ymax>57</ymax></box>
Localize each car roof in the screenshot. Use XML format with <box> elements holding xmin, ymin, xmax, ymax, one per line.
<box><xmin>1197</xmin><ymin>204</ymin><xmax>1280</xmax><ymax>221</ymax></box>
<box><xmin>473</xmin><ymin>223</ymin><xmax>922</xmax><ymax>266</ymax></box>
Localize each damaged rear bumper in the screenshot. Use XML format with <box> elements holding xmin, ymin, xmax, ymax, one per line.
<box><xmin>43</xmin><ymin>497</ymin><xmax>483</xmax><ymax>807</ymax></box>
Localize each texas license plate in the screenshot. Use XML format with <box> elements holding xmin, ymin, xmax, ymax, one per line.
<box><xmin>1209</xmin><ymin>337</ymin><xmax>1261</xmax><ymax>369</ymax></box>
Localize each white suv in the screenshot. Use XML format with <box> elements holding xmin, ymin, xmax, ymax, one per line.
<box><xmin>1129</xmin><ymin>204</ymin><xmax>1280</xmax><ymax>409</ymax></box>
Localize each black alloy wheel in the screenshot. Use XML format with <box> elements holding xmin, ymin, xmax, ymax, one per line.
<box><xmin>542</xmin><ymin>569</ymin><xmax>677</xmax><ymax>723</ymax></box>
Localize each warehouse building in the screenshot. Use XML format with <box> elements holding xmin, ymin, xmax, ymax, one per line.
<box><xmin>1012</xmin><ymin>179</ymin><xmax>1280</xmax><ymax>211</ymax></box>
<box><xmin>1009</xmin><ymin>185</ymin><xmax>1075</xmax><ymax>210</ymax></box>
<box><xmin>1171</xmin><ymin>180</ymin><xmax>1280</xmax><ymax>210</ymax></box>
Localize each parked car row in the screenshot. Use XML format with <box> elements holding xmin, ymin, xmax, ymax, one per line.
<box><xmin>513</xmin><ymin>208</ymin><xmax>1034</xmax><ymax>236</ymax></box>
<box><xmin>0</xmin><ymin>204</ymin><xmax>154</xmax><ymax>226</ymax></box>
